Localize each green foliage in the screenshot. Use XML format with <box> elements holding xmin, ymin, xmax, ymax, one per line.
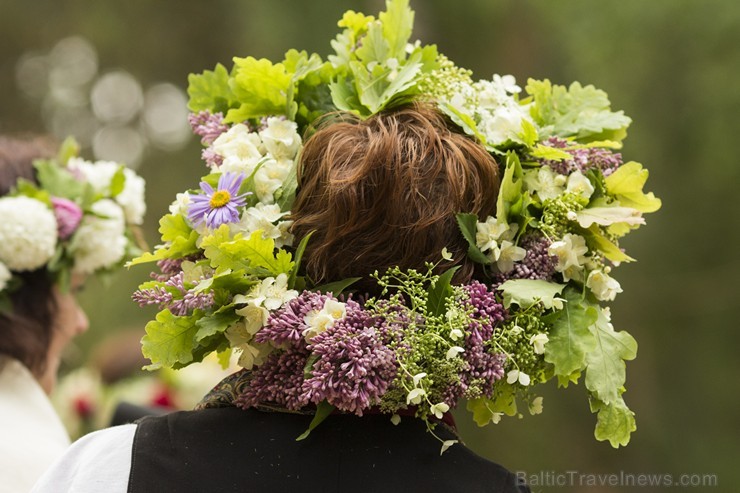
<box><xmin>128</xmin><ymin>214</ymin><xmax>199</xmax><ymax>266</ymax></box>
<box><xmin>455</xmin><ymin>213</ymin><xmax>492</xmax><ymax>265</ymax></box>
<box><xmin>296</xmin><ymin>400</ymin><xmax>336</xmax><ymax>441</ymax></box>
<box><xmin>584</xmin><ymin>308</ymin><xmax>637</xmax><ymax>405</ymax></box>
<box><xmin>56</xmin><ymin>136</ymin><xmax>80</xmax><ymax>165</ymax></box>
<box><xmin>526</xmin><ymin>79</ymin><xmax>632</xmax><ymax>143</ymax></box>
<box><xmin>426</xmin><ymin>265</ymin><xmax>460</xmax><ymax>316</ymax></box>
<box><xmin>590</xmin><ymin>394</ymin><xmax>636</xmax><ymax>448</ymax></box>
<box><xmin>380</xmin><ymin>0</ymin><xmax>414</xmax><ymax>60</ymax></box>
<box><xmin>543</xmin><ymin>289</ymin><xmax>598</xmax><ymax>376</ymax></box>
<box><xmin>33</xmin><ymin>159</ymin><xmax>86</xmax><ymax>200</ymax></box>
<box><xmin>142</xmin><ymin>310</ymin><xmax>204</xmax><ymax>368</ymax></box>
<box><xmin>201</xmin><ymin>227</ymin><xmax>294</xmax><ymax>276</ymax></box>
<box><xmin>496</xmin><ymin>152</ymin><xmax>525</xmax><ymax>224</ymax></box>
<box><xmin>498</xmin><ymin>279</ymin><xmax>566</xmax><ymax>310</ymax></box>
<box><xmin>604</xmin><ymin>161</ymin><xmax>662</xmax><ymax>213</ymax></box>
<box><xmin>187</xmin><ymin>63</ymin><xmax>234</xmax><ymax>114</ymax></box>
<box><xmin>313</xmin><ymin>277</ymin><xmax>362</xmax><ymax>295</ymax></box>
<box><xmin>194</xmin><ymin>305</ymin><xmax>239</xmax><ymax>342</ymax></box>
<box><xmin>226</xmin><ymin>57</ymin><xmax>293</xmax><ymax>122</ymax></box>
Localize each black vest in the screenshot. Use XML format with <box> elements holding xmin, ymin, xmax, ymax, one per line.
<box><xmin>129</xmin><ymin>407</ymin><xmax>530</xmax><ymax>493</ymax></box>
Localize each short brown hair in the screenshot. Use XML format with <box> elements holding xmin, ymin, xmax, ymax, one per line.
<box><xmin>291</xmin><ymin>103</ymin><xmax>500</xmax><ymax>293</ymax></box>
<box><xmin>0</xmin><ymin>135</ymin><xmax>59</xmax><ymax>377</ymax></box>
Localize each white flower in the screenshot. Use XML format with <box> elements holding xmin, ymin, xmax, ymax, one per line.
<box><xmin>225</xmin><ymin>320</ymin><xmax>272</xmax><ymax>369</ymax></box>
<box><xmin>234</xmin><ymin>203</ymin><xmax>293</xmax><ymax>248</ymax></box>
<box><xmin>529</xmin><ymin>396</ymin><xmax>544</xmax><ymax>415</ymax></box>
<box><xmin>68</xmin><ymin>158</ymin><xmax>146</xmax><ymax>224</ymax></box>
<box><xmin>441</xmin><ymin>247</ymin><xmax>453</xmax><ymax>261</ymax></box>
<box><xmin>412</xmin><ymin>372</ymin><xmax>427</xmax><ymax>387</ymax></box>
<box><xmin>506</xmin><ymin>369</ymin><xmax>531</xmax><ymax>386</ymax></box>
<box><xmin>253</xmin><ymin>158</ymin><xmax>293</xmax><ymax>203</ymax></box>
<box><xmin>440</xmin><ymin>440</ymin><xmax>459</xmax><ymax>455</ymax></box>
<box><xmin>509</xmin><ymin>325</ymin><xmax>524</xmax><ymax>337</ymax></box>
<box><xmin>303</xmin><ymin>298</ymin><xmax>346</xmax><ymax>340</ymax></box>
<box><xmin>524</xmin><ymin>166</ymin><xmax>567</xmax><ymax>201</ymax></box>
<box><xmin>116</xmin><ymin>168</ymin><xmax>146</xmax><ymax>225</ymax></box>
<box><xmin>390</xmin><ymin>414</ymin><xmax>401</xmax><ymax>426</ymax></box>
<box><xmin>0</xmin><ymin>261</ymin><xmax>11</xmax><ymax>292</ymax></box>
<box><xmin>476</xmin><ymin>216</ymin><xmax>515</xmax><ymax>252</ymax></box>
<box><xmin>168</xmin><ymin>192</ymin><xmax>191</xmax><ymax>216</ymax></box>
<box><xmin>566</xmin><ymin>171</ymin><xmax>595</xmax><ymax>200</ymax></box>
<box><xmin>481</xmin><ymin>105</ymin><xmax>528</xmax><ymax>146</ymax></box>
<box><xmin>69</xmin><ymin>199</ymin><xmax>126</xmax><ymax>274</ymax></box>
<box><xmin>238</xmin><ymin>273</ymin><xmax>298</xmax><ymax>311</ymax></box>
<box><xmin>449</xmin><ymin>328</ymin><xmax>464</xmax><ymax>341</ymax></box>
<box><xmin>212</xmin><ymin>124</ymin><xmax>264</xmax><ymax>173</ymax></box>
<box><xmin>446</xmin><ymin>346</ymin><xmax>465</xmax><ymax>360</ymax></box>
<box><xmin>494</xmin><ymin>74</ymin><xmax>522</xmax><ymax>94</ymax></box>
<box><xmin>406</xmin><ymin>387</ymin><xmax>426</xmax><ymax>405</ymax></box>
<box><xmin>259</xmin><ymin>117</ymin><xmax>301</xmax><ymax>160</ymax></box>
<box><xmin>495</xmin><ymin>240</ymin><xmax>527</xmax><ymax>273</ymax></box>
<box><xmin>0</xmin><ymin>196</ymin><xmax>57</xmax><ymax>271</ymax></box>
<box><xmin>530</xmin><ymin>333</ymin><xmax>549</xmax><ymax>355</ymax></box>
<box><xmin>586</xmin><ymin>269</ymin><xmax>623</xmax><ymax>301</ymax></box>
<box><xmin>430</xmin><ymin>402</ymin><xmax>450</xmax><ymax>419</ymax></box>
<box><xmin>547</xmin><ymin>233</ymin><xmax>589</xmax><ymax>282</ymax></box>
<box><xmin>235</xmin><ymin>302</ymin><xmax>270</xmax><ymax>335</ymax></box>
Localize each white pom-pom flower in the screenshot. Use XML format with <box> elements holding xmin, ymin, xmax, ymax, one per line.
<box><xmin>0</xmin><ymin>196</ymin><xmax>57</xmax><ymax>271</ymax></box>
<box><xmin>69</xmin><ymin>199</ymin><xmax>127</xmax><ymax>274</ymax></box>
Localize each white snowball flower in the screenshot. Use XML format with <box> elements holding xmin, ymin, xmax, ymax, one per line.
<box><xmin>0</xmin><ymin>196</ymin><xmax>57</xmax><ymax>271</ymax></box>
<box><xmin>0</xmin><ymin>261</ymin><xmax>12</xmax><ymax>292</ymax></box>
<box><xmin>259</xmin><ymin>117</ymin><xmax>301</xmax><ymax>160</ymax></box>
<box><xmin>303</xmin><ymin>298</ymin><xmax>346</xmax><ymax>340</ymax></box>
<box><xmin>566</xmin><ymin>171</ymin><xmax>595</xmax><ymax>200</ymax></box>
<box><xmin>524</xmin><ymin>166</ymin><xmax>567</xmax><ymax>201</ymax></box>
<box><xmin>548</xmin><ymin>233</ymin><xmax>589</xmax><ymax>282</ymax></box>
<box><xmin>586</xmin><ymin>269</ymin><xmax>623</xmax><ymax>301</ymax></box>
<box><xmin>69</xmin><ymin>199</ymin><xmax>127</xmax><ymax>274</ymax></box>
<box><xmin>213</xmin><ymin>124</ymin><xmax>264</xmax><ymax>174</ymax></box>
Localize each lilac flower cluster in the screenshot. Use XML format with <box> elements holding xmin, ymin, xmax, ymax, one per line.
<box><xmin>453</xmin><ymin>281</ymin><xmax>507</xmax><ymax>402</ymax></box>
<box><xmin>494</xmin><ymin>233</ymin><xmax>558</xmax><ymax>284</ymax></box>
<box><xmin>255</xmin><ymin>291</ymin><xmax>330</xmax><ymax>347</ymax></box>
<box><xmin>541</xmin><ymin>137</ymin><xmax>622</xmax><ymax>176</ymax></box>
<box><xmin>237</xmin><ymin>346</ymin><xmax>311</xmax><ymax>410</ymax></box>
<box><xmin>303</xmin><ymin>310</ymin><xmax>398</xmax><ymax>415</ymax></box>
<box><xmin>132</xmin><ymin>272</ymin><xmax>214</xmax><ymax>316</ymax></box>
<box><xmin>188</xmin><ymin>111</ymin><xmax>228</xmax><ymax>146</ymax></box>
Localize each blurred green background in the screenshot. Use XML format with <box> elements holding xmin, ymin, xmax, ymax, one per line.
<box><xmin>1</xmin><ymin>0</ymin><xmax>738</xmax><ymax>491</ymax></box>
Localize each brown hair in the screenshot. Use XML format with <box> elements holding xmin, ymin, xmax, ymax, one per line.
<box><xmin>291</xmin><ymin>103</ymin><xmax>500</xmax><ymax>293</ymax></box>
<box><xmin>0</xmin><ymin>135</ymin><xmax>59</xmax><ymax>377</ymax></box>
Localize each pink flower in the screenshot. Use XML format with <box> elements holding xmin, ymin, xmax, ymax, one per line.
<box><xmin>51</xmin><ymin>197</ymin><xmax>83</xmax><ymax>240</ymax></box>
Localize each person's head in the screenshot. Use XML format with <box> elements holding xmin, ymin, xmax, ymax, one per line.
<box><xmin>291</xmin><ymin>103</ymin><xmax>501</xmax><ymax>293</ymax></box>
<box><xmin>0</xmin><ymin>135</ymin><xmax>89</xmax><ymax>393</ymax></box>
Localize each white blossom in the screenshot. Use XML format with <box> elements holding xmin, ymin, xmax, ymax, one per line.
<box><xmin>303</xmin><ymin>298</ymin><xmax>346</xmax><ymax>340</ymax></box>
<box><xmin>430</xmin><ymin>402</ymin><xmax>450</xmax><ymax>419</ymax></box>
<box><xmin>212</xmin><ymin>124</ymin><xmax>264</xmax><ymax>173</ymax></box>
<box><xmin>0</xmin><ymin>196</ymin><xmax>57</xmax><ymax>271</ymax></box>
<box><xmin>530</xmin><ymin>333</ymin><xmax>549</xmax><ymax>355</ymax></box>
<box><xmin>258</xmin><ymin>117</ymin><xmax>301</xmax><ymax>160</ymax></box>
<box><xmin>495</xmin><ymin>240</ymin><xmax>527</xmax><ymax>273</ymax></box>
<box><xmin>506</xmin><ymin>369</ymin><xmax>531</xmax><ymax>386</ymax></box>
<box><xmin>69</xmin><ymin>199</ymin><xmax>127</xmax><ymax>274</ymax></box>
<box><xmin>586</xmin><ymin>269</ymin><xmax>623</xmax><ymax>301</ymax></box>
<box><xmin>412</xmin><ymin>372</ymin><xmax>427</xmax><ymax>387</ymax></box>
<box><xmin>446</xmin><ymin>346</ymin><xmax>465</xmax><ymax>360</ymax></box>
<box><xmin>548</xmin><ymin>233</ymin><xmax>589</xmax><ymax>282</ymax></box>
<box><xmin>234</xmin><ymin>203</ymin><xmax>293</xmax><ymax>248</ymax></box>
<box><xmin>406</xmin><ymin>388</ymin><xmax>426</xmax><ymax>405</ymax></box>
<box><xmin>225</xmin><ymin>320</ymin><xmax>272</xmax><ymax>369</ymax></box>
<box><xmin>253</xmin><ymin>158</ymin><xmax>293</xmax><ymax>204</ymax></box>
<box><xmin>524</xmin><ymin>166</ymin><xmax>567</xmax><ymax>201</ymax></box>
<box><xmin>168</xmin><ymin>192</ymin><xmax>191</xmax><ymax>216</ymax></box>
<box><xmin>237</xmin><ymin>273</ymin><xmax>298</xmax><ymax>311</ymax></box>
<box><xmin>566</xmin><ymin>171</ymin><xmax>595</xmax><ymax>200</ymax></box>
<box><xmin>0</xmin><ymin>261</ymin><xmax>11</xmax><ymax>292</ymax></box>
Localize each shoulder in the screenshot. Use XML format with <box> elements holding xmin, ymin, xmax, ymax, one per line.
<box><xmin>31</xmin><ymin>424</ymin><xmax>137</xmax><ymax>493</ymax></box>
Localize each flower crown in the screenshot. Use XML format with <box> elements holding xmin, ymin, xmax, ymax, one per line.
<box><xmin>0</xmin><ymin>137</ymin><xmax>146</xmax><ymax>298</ymax></box>
<box><xmin>132</xmin><ymin>0</ymin><xmax>660</xmax><ymax>450</ymax></box>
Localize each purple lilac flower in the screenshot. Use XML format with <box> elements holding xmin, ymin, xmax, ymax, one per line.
<box><xmin>50</xmin><ymin>197</ymin><xmax>83</xmax><ymax>240</ymax></box>
<box><xmin>236</xmin><ymin>346</ymin><xmax>311</xmax><ymax>411</ymax></box>
<box><xmin>188</xmin><ymin>111</ymin><xmax>228</xmax><ymax>146</ymax></box>
<box><xmin>132</xmin><ymin>272</ymin><xmax>214</xmax><ymax>316</ymax></box>
<box><xmin>256</xmin><ymin>291</ymin><xmax>334</xmax><ymax>347</ymax></box>
<box><xmin>442</xmin><ymin>282</ymin><xmax>507</xmax><ymax>405</ymax></box>
<box><xmin>541</xmin><ymin>137</ymin><xmax>622</xmax><ymax>177</ymax></box>
<box><xmin>201</xmin><ymin>147</ymin><xmax>223</xmax><ymax>168</ymax></box>
<box><xmin>494</xmin><ymin>233</ymin><xmax>558</xmax><ymax>284</ymax></box>
<box><xmin>187</xmin><ymin>172</ymin><xmax>249</xmax><ymax>229</ymax></box>
<box><xmin>302</xmin><ymin>306</ymin><xmax>398</xmax><ymax>415</ymax></box>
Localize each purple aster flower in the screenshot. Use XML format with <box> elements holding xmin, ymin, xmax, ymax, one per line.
<box><xmin>50</xmin><ymin>196</ymin><xmax>83</xmax><ymax>240</ymax></box>
<box><xmin>187</xmin><ymin>172</ymin><xmax>249</xmax><ymax>228</ymax></box>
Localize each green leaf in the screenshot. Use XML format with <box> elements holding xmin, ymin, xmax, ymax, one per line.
<box><xmin>195</xmin><ymin>306</ymin><xmax>240</xmax><ymax>342</ymax></box>
<box><xmin>226</xmin><ymin>57</ymin><xmax>292</xmax><ymax>122</ymax></box>
<box><xmin>497</xmin><ymin>279</ymin><xmax>566</xmax><ymax>310</ymax></box>
<box><xmin>526</xmin><ymin>79</ymin><xmax>632</xmax><ymax>143</ymax></box>
<box><xmin>530</xmin><ymin>144</ymin><xmax>573</xmax><ymax>161</ymax></box>
<box><xmin>467</xmin><ymin>383</ymin><xmax>518</xmax><ymax>426</ymax></box>
<box><xmin>303</xmin><ymin>353</ymin><xmax>320</xmax><ymax>379</ymax></box>
<box><xmin>581</xmin><ymin>224</ymin><xmax>636</xmax><ymax>263</ymax></box>
<box><xmin>496</xmin><ymin>152</ymin><xmax>524</xmax><ymax>224</ymax></box>
<box><xmin>584</xmin><ymin>308</ymin><xmax>637</xmax><ymax>404</ymax></box>
<box><xmin>142</xmin><ymin>310</ymin><xmax>203</xmax><ymax>368</ymax></box>
<box><xmin>426</xmin><ymin>266</ymin><xmax>461</xmax><ymax>316</ymax></box>
<box><xmin>543</xmin><ymin>289</ymin><xmax>598</xmax><ymax>376</ymax></box>
<box><xmin>518</xmin><ymin>118</ymin><xmax>539</xmax><ymax>148</ymax></box>
<box><xmin>288</xmin><ymin>231</ymin><xmax>314</xmax><ymax>290</ymax></box>
<box><xmin>354</xmin><ymin>21</ymin><xmax>389</xmax><ymax>65</ymax></box>
<box><xmin>455</xmin><ymin>213</ymin><xmax>491</xmax><ymax>265</ymax></box>
<box><xmin>201</xmin><ymin>228</ymin><xmax>294</xmax><ymax>276</ymax></box>
<box><xmin>437</xmin><ymin>101</ymin><xmax>489</xmax><ymax>146</ymax></box>
<box><xmin>128</xmin><ymin>214</ymin><xmax>200</xmax><ymax>267</ymax></box>
<box><xmin>379</xmin><ymin>0</ymin><xmax>414</xmax><ymax>60</ymax></box>
<box><xmin>296</xmin><ymin>400</ymin><xmax>335</xmax><ymax>441</ymax></box>
<box><xmin>108</xmin><ymin>165</ymin><xmax>126</xmax><ymax>197</ymax></box>
<box><xmin>604</xmin><ymin>161</ymin><xmax>662</xmax><ymax>213</ymax></box>
<box><xmin>590</xmin><ymin>394</ymin><xmax>636</xmax><ymax>448</ymax></box>
<box><xmin>187</xmin><ymin>63</ymin><xmax>235</xmax><ymax>114</ymax></box>
<box><xmin>314</xmin><ymin>277</ymin><xmax>362</xmax><ymax>296</ymax></box>
<box><xmin>33</xmin><ymin>159</ymin><xmax>86</xmax><ymax>200</ymax></box>
<box><xmin>56</xmin><ymin>136</ymin><xmax>80</xmax><ymax>165</ymax></box>
<box><xmin>217</xmin><ymin>348</ymin><xmax>233</xmax><ymax>369</ymax></box>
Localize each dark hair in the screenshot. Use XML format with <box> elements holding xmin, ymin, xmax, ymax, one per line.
<box><xmin>291</xmin><ymin>103</ymin><xmax>500</xmax><ymax>293</ymax></box>
<box><xmin>0</xmin><ymin>135</ymin><xmax>59</xmax><ymax>377</ymax></box>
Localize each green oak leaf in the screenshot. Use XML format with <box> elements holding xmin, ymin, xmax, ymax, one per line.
<box><xmin>585</xmin><ymin>307</ymin><xmax>637</xmax><ymax>404</ymax></box>
<box><xmin>590</xmin><ymin>394</ymin><xmax>636</xmax><ymax>448</ymax></box>
<box><xmin>226</xmin><ymin>57</ymin><xmax>292</xmax><ymax>122</ymax></box>
<box><xmin>543</xmin><ymin>289</ymin><xmax>598</xmax><ymax>376</ymax></box>
<box><xmin>604</xmin><ymin>161</ymin><xmax>662</xmax><ymax>213</ymax></box>
<box><xmin>195</xmin><ymin>305</ymin><xmax>240</xmax><ymax>342</ymax></box>
<box><xmin>142</xmin><ymin>310</ymin><xmax>204</xmax><ymax>368</ymax></box>
<box><xmin>497</xmin><ymin>279</ymin><xmax>567</xmax><ymax>310</ymax></box>
<box><xmin>187</xmin><ymin>63</ymin><xmax>234</xmax><ymax>114</ymax></box>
